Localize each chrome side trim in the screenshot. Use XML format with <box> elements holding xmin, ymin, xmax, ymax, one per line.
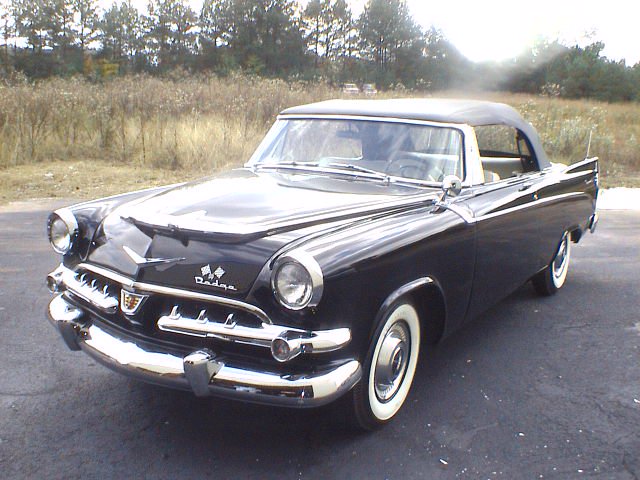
<box><xmin>157</xmin><ymin>305</ymin><xmax>351</xmax><ymax>353</ymax></box>
<box><xmin>446</xmin><ymin>203</ymin><xmax>475</xmax><ymax>223</ymax></box>
<box><xmin>562</xmin><ymin>169</ymin><xmax>596</xmax><ymax>181</ymax></box>
<box><xmin>565</xmin><ymin>156</ymin><xmax>599</xmax><ymax>172</ymax></box>
<box><xmin>474</xmin><ymin>192</ymin><xmax>587</xmax><ymax>223</ymax></box>
<box><xmin>47</xmin><ymin>294</ymin><xmax>361</xmax><ymax>407</ymax></box>
<box><xmin>431</xmin><ymin>179</ymin><xmax>593</xmax><ymax>225</ymax></box>
<box><xmin>433</xmin><ymin>202</ymin><xmax>475</xmax><ymax>224</ymax></box>
<box><xmin>76</xmin><ymin>263</ymin><xmax>272</xmax><ymax>324</ymax></box>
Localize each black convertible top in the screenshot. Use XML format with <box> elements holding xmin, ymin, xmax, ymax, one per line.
<box><xmin>281</xmin><ymin>99</ymin><xmax>550</xmax><ymax>168</ymax></box>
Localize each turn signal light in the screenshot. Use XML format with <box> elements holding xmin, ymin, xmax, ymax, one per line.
<box><xmin>271</xmin><ymin>336</ymin><xmax>304</xmax><ymax>362</ymax></box>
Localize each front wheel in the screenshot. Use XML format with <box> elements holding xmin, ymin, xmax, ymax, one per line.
<box><xmin>532</xmin><ymin>231</ymin><xmax>572</xmax><ymax>296</ymax></box>
<box><xmin>351</xmin><ymin>299</ymin><xmax>421</xmax><ymax>430</ymax></box>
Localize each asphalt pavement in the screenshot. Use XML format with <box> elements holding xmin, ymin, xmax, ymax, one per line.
<box><xmin>0</xmin><ymin>202</ymin><xmax>638</xmax><ymax>479</ymax></box>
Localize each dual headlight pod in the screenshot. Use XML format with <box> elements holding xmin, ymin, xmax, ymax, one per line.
<box><xmin>47</xmin><ymin>208</ymin><xmax>79</xmax><ymax>255</ymax></box>
<box><xmin>271</xmin><ymin>250</ymin><xmax>323</xmax><ymax>311</ymax></box>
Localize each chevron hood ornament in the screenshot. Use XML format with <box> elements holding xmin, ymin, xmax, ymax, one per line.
<box><xmin>123</xmin><ymin>246</ymin><xmax>185</xmax><ymax>268</ymax></box>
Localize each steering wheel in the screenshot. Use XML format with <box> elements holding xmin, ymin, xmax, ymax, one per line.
<box><xmin>385</xmin><ymin>153</ymin><xmax>437</xmax><ymax>182</ymax></box>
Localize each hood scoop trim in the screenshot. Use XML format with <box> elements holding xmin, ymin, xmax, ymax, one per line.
<box><xmin>122</xmin><ymin>245</ymin><xmax>185</xmax><ymax>268</ymax></box>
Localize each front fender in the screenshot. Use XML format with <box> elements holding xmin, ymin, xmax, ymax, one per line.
<box><xmin>257</xmin><ymin>206</ymin><xmax>476</xmax><ymax>358</ymax></box>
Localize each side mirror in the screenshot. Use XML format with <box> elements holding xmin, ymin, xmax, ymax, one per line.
<box><xmin>432</xmin><ymin>175</ymin><xmax>462</xmax><ymax>214</ymax></box>
<box><xmin>441</xmin><ymin>175</ymin><xmax>462</xmax><ymax>199</ymax></box>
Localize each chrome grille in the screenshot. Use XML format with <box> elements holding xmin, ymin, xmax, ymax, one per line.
<box><xmin>61</xmin><ymin>268</ymin><xmax>119</xmax><ymax>314</ymax></box>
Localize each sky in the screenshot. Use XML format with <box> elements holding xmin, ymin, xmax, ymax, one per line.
<box><xmin>104</xmin><ymin>0</ymin><xmax>639</xmax><ymax>65</ymax></box>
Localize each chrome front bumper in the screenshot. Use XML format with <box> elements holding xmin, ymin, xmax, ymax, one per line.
<box><xmin>47</xmin><ymin>294</ymin><xmax>362</xmax><ymax>407</ymax></box>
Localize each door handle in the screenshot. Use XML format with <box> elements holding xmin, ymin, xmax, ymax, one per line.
<box><xmin>519</xmin><ymin>182</ymin><xmax>533</xmax><ymax>191</ymax></box>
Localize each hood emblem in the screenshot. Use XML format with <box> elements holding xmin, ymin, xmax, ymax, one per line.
<box><xmin>201</xmin><ymin>264</ymin><xmax>225</xmax><ymax>279</ymax></box>
<box><xmin>123</xmin><ymin>246</ymin><xmax>185</xmax><ymax>268</ymax></box>
<box><xmin>120</xmin><ymin>290</ymin><xmax>148</xmax><ymax>315</ymax></box>
<box><xmin>195</xmin><ymin>263</ymin><xmax>237</xmax><ymax>291</ymax></box>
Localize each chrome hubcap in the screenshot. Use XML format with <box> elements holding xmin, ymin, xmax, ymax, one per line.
<box><xmin>374</xmin><ymin>321</ymin><xmax>410</xmax><ymax>402</ymax></box>
<box><xmin>552</xmin><ymin>234</ymin><xmax>569</xmax><ymax>281</ymax></box>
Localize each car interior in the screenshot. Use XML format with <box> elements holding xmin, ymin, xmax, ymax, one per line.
<box><xmin>474</xmin><ymin>124</ymin><xmax>539</xmax><ymax>183</ymax></box>
<box><xmin>353</xmin><ymin>122</ymin><xmax>464</xmax><ymax>182</ymax></box>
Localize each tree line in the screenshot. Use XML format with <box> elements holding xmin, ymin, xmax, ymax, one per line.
<box><xmin>1</xmin><ymin>0</ymin><xmax>639</xmax><ymax>102</ymax></box>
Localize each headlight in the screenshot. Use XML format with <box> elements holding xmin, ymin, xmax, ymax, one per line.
<box><xmin>50</xmin><ymin>217</ymin><xmax>71</xmax><ymax>253</ymax></box>
<box><xmin>274</xmin><ymin>261</ymin><xmax>312</xmax><ymax>309</ymax></box>
<box><xmin>47</xmin><ymin>209</ymin><xmax>78</xmax><ymax>255</ymax></box>
<box><xmin>271</xmin><ymin>250</ymin><xmax>323</xmax><ymax>310</ymax></box>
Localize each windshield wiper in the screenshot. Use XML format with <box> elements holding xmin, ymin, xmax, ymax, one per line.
<box><xmin>386</xmin><ymin>177</ymin><xmax>440</xmax><ymax>188</ymax></box>
<box><xmin>328</xmin><ymin>163</ymin><xmax>442</xmax><ymax>188</ymax></box>
<box><xmin>254</xmin><ymin>161</ymin><xmax>320</xmax><ymax>171</ymax></box>
<box><xmin>325</xmin><ymin>162</ymin><xmax>390</xmax><ymax>183</ymax></box>
<box><xmin>254</xmin><ymin>161</ymin><xmax>390</xmax><ymax>183</ymax></box>
<box><xmin>254</xmin><ymin>161</ymin><xmax>440</xmax><ymax>188</ymax></box>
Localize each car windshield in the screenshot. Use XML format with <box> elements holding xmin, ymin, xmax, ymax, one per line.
<box><xmin>249</xmin><ymin>118</ymin><xmax>464</xmax><ymax>184</ymax></box>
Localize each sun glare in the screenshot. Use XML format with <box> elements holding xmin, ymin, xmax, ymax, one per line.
<box><xmin>408</xmin><ymin>0</ymin><xmax>638</xmax><ymax>64</ymax></box>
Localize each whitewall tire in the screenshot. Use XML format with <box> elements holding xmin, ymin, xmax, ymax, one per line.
<box><xmin>532</xmin><ymin>231</ymin><xmax>572</xmax><ymax>296</ymax></box>
<box><xmin>352</xmin><ymin>299</ymin><xmax>421</xmax><ymax>429</ymax></box>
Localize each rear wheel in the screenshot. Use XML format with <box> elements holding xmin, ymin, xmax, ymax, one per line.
<box><xmin>351</xmin><ymin>299</ymin><xmax>421</xmax><ymax>430</ymax></box>
<box><xmin>532</xmin><ymin>231</ymin><xmax>571</xmax><ymax>296</ymax></box>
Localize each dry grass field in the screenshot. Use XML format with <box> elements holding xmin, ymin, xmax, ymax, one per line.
<box><xmin>1</xmin><ymin>74</ymin><xmax>638</xmax><ymax>203</ymax></box>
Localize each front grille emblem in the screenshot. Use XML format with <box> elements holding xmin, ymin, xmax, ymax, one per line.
<box><xmin>120</xmin><ymin>290</ymin><xmax>148</xmax><ymax>315</ymax></box>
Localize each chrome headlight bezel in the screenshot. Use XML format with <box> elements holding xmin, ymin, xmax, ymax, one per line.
<box><xmin>47</xmin><ymin>208</ymin><xmax>79</xmax><ymax>255</ymax></box>
<box><xmin>271</xmin><ymin>250</ymin><xmax>324</xmax><ymax>311</ymax></box>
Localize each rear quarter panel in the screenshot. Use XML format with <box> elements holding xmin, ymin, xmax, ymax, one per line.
<box><xmin>464</xmin><ymin>157</ymin><xmax>598</xmax><ymax>320</ymax></box>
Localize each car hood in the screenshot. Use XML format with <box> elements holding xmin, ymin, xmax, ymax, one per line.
<box><xmin>86</xmin><ymin>169</ymin><xmax>437</xmax><ymax>296</ymax></box>
<box><xmin>114</xmin><ymin>169</ymin><xmax>433</xmax><ymax>240</ymax></box>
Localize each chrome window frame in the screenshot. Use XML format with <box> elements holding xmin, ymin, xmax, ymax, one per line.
<box><xmin>247</xmin><ymin>114</ymin><xmax>483</xmax><ymax>187</ymax></box>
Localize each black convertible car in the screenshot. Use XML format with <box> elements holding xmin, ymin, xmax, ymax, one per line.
<box><xmin>46</xmin><ymin>99</ymin><xmax>598</xmax><ymax>429</ymax></box>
